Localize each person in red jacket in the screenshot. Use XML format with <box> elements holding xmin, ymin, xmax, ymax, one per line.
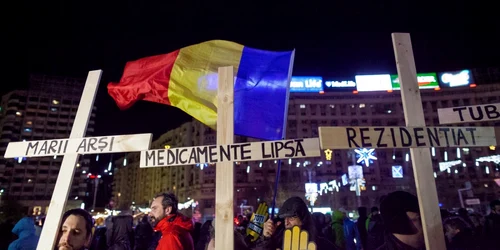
<box><xmin>150</xmin><ymin>192</ymin><xmax>194</xmax><ymax>250</ymax></box>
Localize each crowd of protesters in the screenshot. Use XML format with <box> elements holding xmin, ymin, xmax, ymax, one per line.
<box><xmin>1</xmin><ymin>191</ymin><xmax>499</xmax><ymax>250</ymax></box>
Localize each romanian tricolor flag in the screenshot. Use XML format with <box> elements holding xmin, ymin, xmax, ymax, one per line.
<box><xmin>108</xmin><ymin>40</ymin><xmax>295</xmax><ymax>140</ymax></box>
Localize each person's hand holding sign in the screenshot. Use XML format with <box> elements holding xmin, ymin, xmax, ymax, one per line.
<box><xmin>246</xmin><ymin>202</ymin><xmax>269</xmax><ymax>241</ymax></box>
<box><xmin>263</xmin><ymin>218</ymin><xmax>280</xmax><ymax>238</ymax></box>
<box><xmin>280</xmin><ymin>226</ymin><xmax>316</xmax><ymax>250</ymax></box>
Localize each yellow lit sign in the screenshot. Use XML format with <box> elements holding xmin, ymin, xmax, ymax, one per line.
<box><xmin>246</xmin><ymin>202</ymin><xmax>269</xmax><ymax>241</ymax></box>
<box><xmin>324</xmin><ymin>149</ymin><xmax>332</xmax><ymax>160</ymax></box>
<box><xmin>164</xmin><ymin>145</ymin><xmax>171</xmax><ymax>149</ymax></box>
<box><xmin>283</xmin><ymin>226</ymin><xmax>317</xmax><ymax>250</ymax></box>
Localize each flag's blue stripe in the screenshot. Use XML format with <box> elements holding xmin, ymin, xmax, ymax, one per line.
<box><xmin>234</xmin><ymin>47</ymin><xmax>293</xmax><ymax>140</ymax></box>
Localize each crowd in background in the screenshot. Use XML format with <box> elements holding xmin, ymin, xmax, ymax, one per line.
<box><xmin>0</xmin><ymin>192</ymin><xmax>499</xmax><ymax>250</ymax></box>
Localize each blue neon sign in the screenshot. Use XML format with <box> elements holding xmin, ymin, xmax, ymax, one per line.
<box><xmin>290</xmin><ymin>76</ymin><xmax>323</xmax><ymax>93</ymax></box>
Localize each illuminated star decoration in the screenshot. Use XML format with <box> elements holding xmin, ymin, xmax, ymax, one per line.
<box><xmin>355</xmin><ymin>148</ymin><xmax>377</xmax><ymax>167</ymax></box>
<box><xmin>324</xmin><ymin>149</ymin><xmax>333</xmax><ymax>160</ymax></box>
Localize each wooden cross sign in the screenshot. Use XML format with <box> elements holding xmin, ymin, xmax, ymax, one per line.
<box><xmin>437</xmin><ymin>103</ymin><xmax>500</xmax><ymax>125</ymax></box>
<box><xmin>3</xmin><ymin>70</ymin><xmax>153</xmax><ymax>249</ymax></box>
<box><xmin>315</xmin><ymin>33</ymin><xmax>499</xmax><ymax>250</ymax></box>
<box><xmin>136</xmin><ymin>67</ymin><xmax>321</xmax><ymax>249</ymax></box>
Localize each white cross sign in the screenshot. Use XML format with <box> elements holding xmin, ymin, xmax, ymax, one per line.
<box><xmin>140</xmin><ymin>138</ymin><xmax>320</xmax><ymax>168</ymax></box>
<box><xmin>4</xmin><ymin>70</ymin><xmax>154</xmax><ymax>250</ymax></box>
<box><xmin>4</xmin><ymin>134</ymin><xmax>152</xmax><ymax>158</ymax></box>
<box><xmin>438</xmin><ymin>103</ymin><xmax>500</xmax><ymax>124</ymax></box>
<box><xmin>318</xmin><ymin>126</ymin><xmax>499</xmax><ymax>149</ymax></box>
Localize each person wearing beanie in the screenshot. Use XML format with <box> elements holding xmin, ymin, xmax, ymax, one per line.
<box><xmin>376</xmin><ymin>191</ymin><xmax>425</xmax><ymax>250</ymax></box>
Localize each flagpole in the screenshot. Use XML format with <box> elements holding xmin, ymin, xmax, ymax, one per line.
<box><xmin>270</xmin><ymin>50</ymin><xmax>295</xmax><ymax>219</ymax></box>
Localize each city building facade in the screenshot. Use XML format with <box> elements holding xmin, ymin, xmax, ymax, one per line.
<box><xmin>113</xmin><ymin>82</ymin><xmax>500</xmax><ymax>220</ymax></box>
<box><xmin>0</xmin><ymin>74</ymin><xmax>96</xmax><ymax>214</ymax></box>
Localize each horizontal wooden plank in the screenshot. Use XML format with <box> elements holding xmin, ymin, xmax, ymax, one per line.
<box><xmin>140</xmin><ymin>138</ymin><xmax>320</xmax><ymax>168</ymax></box>
<box><xmin>319</xmin><ymin>126</ymin><xmax>498</xmax><ymax>149</ymax></box>
<box><xmin>4</xmin><ymin>133</ymin><xmax>152</xmax><ymax>158</ymax></box>
<box><xmin>438</xmin><ymin>103</ymin><xmax>500</xmax><ymax>124</ymax></box>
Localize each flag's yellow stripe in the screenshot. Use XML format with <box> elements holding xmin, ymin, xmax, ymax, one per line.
<box><xmin>168</xmin><ymin>40</ymin><xmax>243</xmax><ymax>129</ymax></box>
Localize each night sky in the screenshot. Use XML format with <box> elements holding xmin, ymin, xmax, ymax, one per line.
<box><xmin>4</xmin><ymin>0</ymin><xmax>499</xmax><ymax>139</ymax></box>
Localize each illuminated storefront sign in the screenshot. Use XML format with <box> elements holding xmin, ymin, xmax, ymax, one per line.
<box><xmin>391</xmin><ymin>73</ymin><xmax>439</xmax><ymax>90</ymax></box>
<box><xmin>323</xmin><ymin>78</ymin><xmax>356</xmax><ymax>92</ymax></box>
<box><xmin>439</xmin><ymin>70</ymin><xmax>474</xmax><ymax>87</ymax></box>
<box><xmin>325</xmin><ymin>80</ymin><xmax>355</xmax><ymax>87</ymax></box>
<box><xmin>290</xmin><ymin>76</ymin><xmax>323</xmax><ymax>93</ymax></box>
<box><xmin>355</xmin><ymin>74</ymin><xmax>392</xmax><ymax>92</ymax></box>
<box><xmin>323</xmin><ymin>77</ymin><xmax>356</xmax><ymax>92</ymax></box>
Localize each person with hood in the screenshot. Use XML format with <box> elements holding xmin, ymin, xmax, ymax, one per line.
<box><xmin>258</xmin><ymin>196</ymin><xmax>335</xmax><ymax>249</ymax></box>
<box><xmin>376</xmin><ymin>191</ymin><xmax>425</xmax><ymax>250</ymax></box>
<box><xmin>332</xmin><ymin>209</ymin><xmax>362</xmax><ymax>250</ymax></box>
<box><xmin>149</xmin><ymin>193</ymin><xmax>194</xmax><ymax>250</ymax></box>
<box><xmin>8</xmin><ymin>217</ymin><xmax>39</xmax><ymax>250</ymax></box>
<box><xmin>106</xmin><ymin>205</ymin><xmax>135</xmax><ymax>250</ymax></box>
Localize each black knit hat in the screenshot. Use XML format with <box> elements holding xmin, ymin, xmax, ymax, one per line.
<box><xmin>380</xmin><ymin>191</ymin><xmax>420</xmax><ymax>235</ymax></box>
<box><xmin>278</xmin><ymin>197</ymin><xmax>309</xmax><ymax>220</ymax></box>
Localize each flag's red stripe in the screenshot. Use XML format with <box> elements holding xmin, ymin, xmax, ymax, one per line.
<box><xmin>107</xmin><ymin>49</ymin><xmax>181</xmax><ymax>109</ymax></box>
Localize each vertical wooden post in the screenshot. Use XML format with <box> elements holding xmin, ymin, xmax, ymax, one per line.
<box><xmin>215</xmin><ymin>66</ymin><xmax>235</xmax><ymax>249</ymax></box>
<box><xmin>37</xmin><ymin>70</ymin><xmax>102</xmax><ymax>249</ymax></box>
<box><xmin>392</xmin><ymin>33</ymin><xmax>446</xmax><ymax>250</ymax></box>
